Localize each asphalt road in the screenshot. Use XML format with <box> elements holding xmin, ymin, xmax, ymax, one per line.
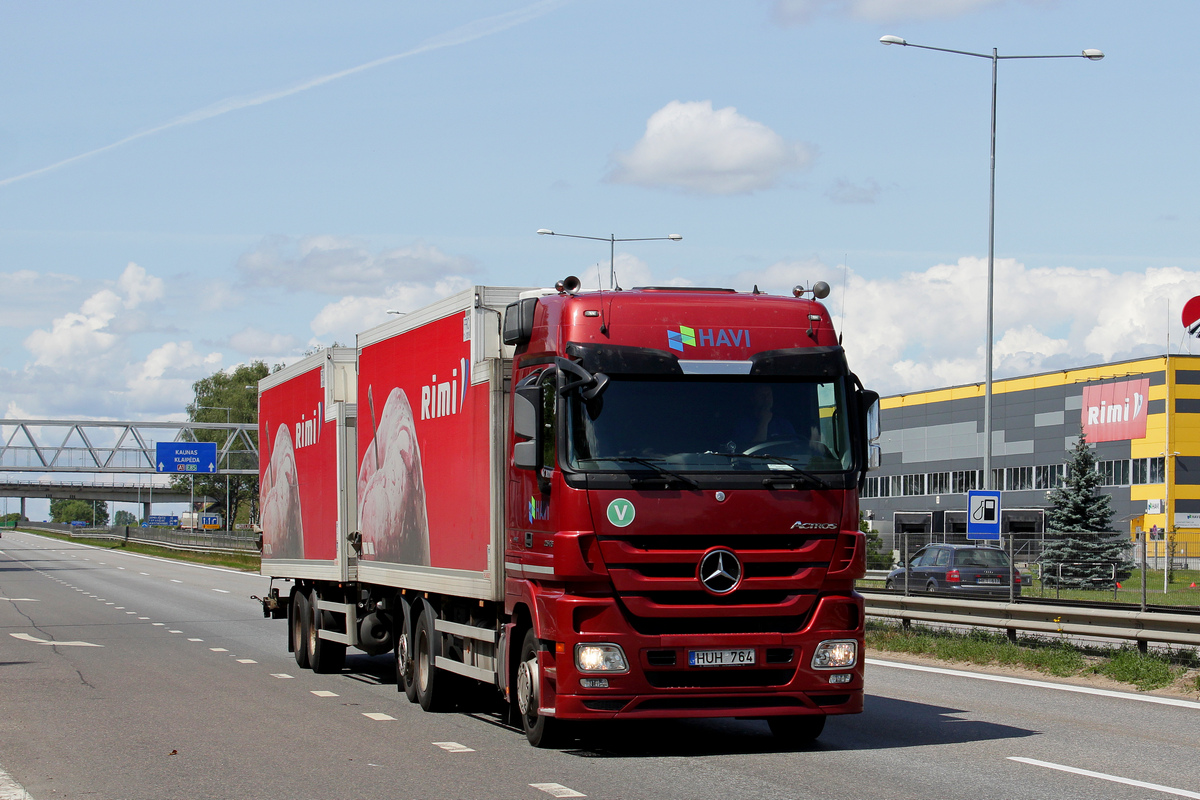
<box><xmin>2</xmin><ymin>529</ymin><xmax>1198</xmax><ymax>800</ymax></box>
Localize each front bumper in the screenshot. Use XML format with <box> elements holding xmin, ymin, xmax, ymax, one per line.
<box><xmin>542</xmin><ymin>592</ymin><xmax>865</xmax><ymax>721</ymax></box>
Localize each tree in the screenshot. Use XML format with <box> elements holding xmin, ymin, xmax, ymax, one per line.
<box><xmin>51</xmin><ymin>498</ymin><xmax>108</xmax><ymax>526</ymax></box>
<box><xmin>113</xmin><ymin>510</ymin><xmax>137</xmax><ymax>527</ymax></box>
<box><xmin>171</xmin><ymin>361</ymin><xmax>270</xmax><ymax>528</ymax></box>
<box><xmin>1040</xmin><ymin>433</ymin><xmax>1132</xmax><ymax>588</ymax></box>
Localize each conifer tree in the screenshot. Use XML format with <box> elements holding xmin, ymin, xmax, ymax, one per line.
<box><xmin>1040</xmin><ymin>433</ymin><xmax>1132</xmax><ymax>588</ymax></box>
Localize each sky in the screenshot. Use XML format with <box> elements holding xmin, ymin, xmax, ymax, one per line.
<box><xmin>2</xmin><ymin>0</ymin><xmax>1199</xmax><ymax>517</ymax></box>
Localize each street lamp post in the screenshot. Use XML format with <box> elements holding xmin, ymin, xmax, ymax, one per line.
<box><xmin>880</xmin><ymin>36</ymin><xmax>1103</xmax><ymax>493</ymax></box>
<box><xmin>536</xmin><ymin>229</ymin><xmax>682</xmax><ymax>290</ymax></box>
<box><xmin>198</xmin><ymin>405</ymin><xmax>233</xmax><ymax>532</ymax></box>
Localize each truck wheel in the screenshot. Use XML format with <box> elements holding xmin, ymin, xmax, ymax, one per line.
<box><xmin>396</xmin><ymin>627</ymin><xmax>418</xmax><ymax>703</ymax></box>
<box><xmin>308</xmin><ymin>590</ymin><xmax>346</xmax><ymax>674</ymax></box>
<box><xmin>768</xmin><ymin>715</ymin><xmax>826</xmax><ymax>745</ymax></box>
<box><xmin>516</xmin><ymin>628</ymin><xmax>564</xmax><ymax>748</ymax></box>
<box><xmin>292</xmin><ymin>591</ymin><xmax>311</xmax><ymax>669</ymax></box>
<box><xmin>415</xmin><ymin>609</ymin><xmax>453</xmax><ymax>712</ymax></box>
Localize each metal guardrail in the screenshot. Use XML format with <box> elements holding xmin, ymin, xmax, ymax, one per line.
<box><xmin>16</xmin><ymin>522</ymin><xmax>259</xmax><ymax>556</ymax></box>
<box><xmin>863</xmin><ymin>591</ymin><xmax>1200</xmax><ymax>648</ymax></box>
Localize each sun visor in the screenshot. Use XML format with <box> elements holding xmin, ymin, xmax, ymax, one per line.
<box><xmin>749</xmin><ymin>346</ymin><xmax>849</xmax><ymax>377</ymax></box>
<box><xmin>564</xmin><ymin>342</ymin><xmax>684</xmax><ymax>375</ymax></box>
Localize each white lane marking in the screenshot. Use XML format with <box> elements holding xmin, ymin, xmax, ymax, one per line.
<box><xmin>115</xmin><ymin>607</ymin><xmax>124</xmax><ymax>609</ymax></box>
<box><xmin>138</xmin><ymin>617</ymin><xmax>149</xmax><ymax>620</ymax></box>
<box><xmin>211</xmin><ymin>588</ymin><xmax>230</xmax><ymax>594</ymax></box>
<box><xmin>168</xmin><ymin>630</ymin><xmax>182</xmax><ymax>634</ymax></box>
<box><xmin>117</xmin><ymin>567</ymin><xmax>125</xmax><ymax>570</ymax></box>
<box><xmin>0</xmin><ymin>598</ymin><xmax>39</xmax><ymax>602</ymax></box>
<box><xmin>10</xmin><ymin>633</ymin><xmax>102</xmax><ymax>648</ymax></box>
<box><xmin>139</xmin><ymin>572</ymin><xmax>149</xmax><ymax>575</ymax></box>
<box><xmin>867</xmin><ymin>658</ymin><xmax>1200</xmax><ymax>711</ymax></box>
<box><xmin>0</xmin><ymin>760</ymin><xmax>35</xmax><ymax>800</ymax></box>
<box><xmin>105</xmin><ymin>602</ymin><xmax>114</xmax><ymax>605</ymax></box>
<box><xmin>432</xmin><ymin>741</ymin><xmax>475</xmax><ymax>753</ymax></box>
<box><xmin>187</xmin><ymin>638</ymin><xmax>203</xmax><ymax>642</ymax></box>
<box><xmin>209</xmin><ymin>647</ymin><xmax>228</xmax><ymax>652</ymax></box>
<box><xmin>311</xmin><ymin>690</ymin><xmax>339</xmax><ymax>697</ymax></box>
<box><xmin>125</xmin><ymin>612</ymin><xmax>137</xmax><ymax>615</ymax></box>
<box><xmin>236</xmin><ymin>659</ymin><xmax>257</xmax><ymax>664</ymax></box>
<box><xmin>362</xmin><ymin>713</ymin><xmax>395</xmax><ymax>721</ymax></box>
<box><xmin>152</xmin><ymin>623</ymin><xmax>165</xmax><ymax>627</ymax></box>
<box><xmin>530</xmin><ymin>784</ymin><xmax>586</xmax><ymax>798</ymax></box>
<box><xmin>170</xmin><ymin>579</ymin><xmax>182</xmax><ymax>583</ymax></box>
<box><xmin>272</xmin><ymin>673</ymin><xmax>294</xmax><ymax>679</ymax></box>
<box><xmin>1009</xmin><ymin>757</ymin><xmax>1200</xmax><ymax>799</ymax></box>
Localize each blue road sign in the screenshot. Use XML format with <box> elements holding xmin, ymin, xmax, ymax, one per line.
<box><xmin>146</xmin><ymin>515</ymin><xmax>179</xmax><ymax>527</ymax></box>
<box><xmin>156</xmin><ymin>441</ymin><xmax>218</xmax><ymax>474</ymax></box>
<box><xmin>967</xmin><ymin>490</ymin><xmax>1002</xmax><ymax>540</ymax></box>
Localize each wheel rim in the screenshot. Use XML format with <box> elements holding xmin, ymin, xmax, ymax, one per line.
<box><xmin>307</xmin><ymin>595</ymin><xmax>319</xmax><ymax>653</ymax></box>
<box><xmin>398</xmin><ymin>632</ymin><xmax>413</xmax><ymax>684</ymax></box>
<box><xmin>517</xmin><ymin>658</ymin><xmax>538</xmax><ymax>719</ymax></box>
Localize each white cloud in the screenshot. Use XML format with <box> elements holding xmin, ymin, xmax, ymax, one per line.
<box><xmin>743</xmin><ymin>257</ymin><xmax>1200</xmax><ymax>396</ymax></box>
<box><xmin>574</xmin><ymin>253</ymin><xmax>694</xmax><ymax>291</ymax></box>
<box><xmin>773</xmin><ymin>0</ymin><xmax>1002</xmax><ymax>25</ymax></box>
<box><xmin>228</xmin><ymin>327</ymin><xmax>298</xmax><ymax>356</ymax></box>
<box><xmin>237</xmin><ymin>235</ymin><xmax>476</xmax><ymax>295</ymax></box>
<box><xmin>608</xmin><ymin>100</ymin><xmax>813</xmax><ymax>195</ymax></box>
<box><xmin>310</xmin><ymin>277</ymin><xmax>474</xmax><ymax>342</ymax></box>
<box><xmin>9</xmin><ymin>263</ymin><xmax>223</xmax><ymax>418</ymax></box>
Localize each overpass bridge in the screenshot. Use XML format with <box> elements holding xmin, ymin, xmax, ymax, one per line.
<box><xmin>1</xmin><ymin>418</ymin><xmax>254</xmax><ymax>520</ymax></box>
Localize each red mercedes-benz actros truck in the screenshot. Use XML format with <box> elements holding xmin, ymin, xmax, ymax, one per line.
<box><xmin>256</xmin><ymin>279</ymin><xmax>879</xmax><ymax>747</ymax></box>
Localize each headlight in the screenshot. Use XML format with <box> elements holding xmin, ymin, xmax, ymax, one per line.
<box><xmin>811</xmin><ymin>639</ymin><xmax>858</xmax><ymax>669</ymax></box>
<box><xmin>574</xmin><ymin>643</ymin><xmax>628</xmax><ymax>673</ymax></box>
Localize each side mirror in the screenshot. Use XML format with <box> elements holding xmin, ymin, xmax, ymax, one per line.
<box><xmin>858</xmin><ymin>387</ymin><xmax>881</xmax><ymax>471</ymax></box>
<box><xmin>513</xmin><ymin>375</ymin><xmax>542</xmax><ymax>471</ymax></box>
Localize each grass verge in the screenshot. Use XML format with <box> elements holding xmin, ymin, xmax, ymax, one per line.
<box><xmin>17</xmin><ymin>528</ymin><xmax>260</xmax><ymax>572</ymax></box>
<box><xmin>867</xmin><ymin>620</ymin><xmax>1200</xmax><ymax>693</ymax></box>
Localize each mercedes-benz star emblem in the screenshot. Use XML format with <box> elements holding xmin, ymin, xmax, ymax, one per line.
<box><xmin>698</xmin><ymin>548</ymin><xmax>742</xmax><ymax>595</ymax></box>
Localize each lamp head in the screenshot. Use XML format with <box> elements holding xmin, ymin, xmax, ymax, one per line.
<box><xmin>879</xmin><ymin>35</ymin><xmax>906</xmax><ymax>46</ymax></box>
<box><xmin>667</xmin><ymin>234</ymin><xmax>682</xmax><ymax>241</ymax></box>
<box><xmin>1082</xmin><ymin>49</ymin><xmax>1104</xmax><ymax>61</ymax></box>
<box><xmin>537</xmin><ymin>229</ymin><xmax>553</xmax><ymax>235</ymax></box>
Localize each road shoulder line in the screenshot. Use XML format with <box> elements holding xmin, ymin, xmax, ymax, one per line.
<box><xmin>866</xmin><ymin>657</ymin><xmax>1200</xmax><ymax>710</ymax></box>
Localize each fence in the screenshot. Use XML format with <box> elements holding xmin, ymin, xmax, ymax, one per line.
<box><xmin>17</xmin><ymin>521</ymin><xmax>259</xmax><ymax>555</ymax></box>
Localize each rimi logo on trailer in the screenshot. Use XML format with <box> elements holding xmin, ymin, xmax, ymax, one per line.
<box><xmin>421</xmin><ymin>357</ymin><xmax>470</xmax><ymax>420</ymax></box>
<box><xmin>667</xmin><ymin>325</ymin><xmax>751</xmax><ymax>352</ymax></box>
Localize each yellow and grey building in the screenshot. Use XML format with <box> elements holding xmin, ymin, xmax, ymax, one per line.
<box><xmin>861</xmin><ymin>354</ymin><xmax>1200</xmax><ymax>558</ymax></box>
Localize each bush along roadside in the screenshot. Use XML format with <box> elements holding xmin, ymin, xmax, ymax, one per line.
<box><xmin>866</xmin><ymin>621</ymin><xmax>1200</xmax><ymax>694</ymax></box>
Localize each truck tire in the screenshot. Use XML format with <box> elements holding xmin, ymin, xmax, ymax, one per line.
<box><xmin>768</xmin><ymin>714</ymin><xmax>825</xmax><ymax>745</ymax></box>
<box><xmin>415</xmin><ymin>609</ymin><xmax>453</xmax><ymax>712</ymax></box>
<box><xmin>308</xmin><ymin>589</ymin><xmax>346</xmax><ymax>674</ymax></box>
<box><xmin>516</xmin><ymin>628</ymin><xmax>564</xmax><ymax>748</ymax></box>
<box><xmin>396</xmin><ymin>624</ymin><xmax>418</xmax><ymax>703</ymax></box>
<box><xmin>292</xmin><ymin>590</ymin><xmax>311</xmax><ymax>669</ymax></box>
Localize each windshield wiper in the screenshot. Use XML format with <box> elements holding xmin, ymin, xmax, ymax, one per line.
<box><xmin>590</xmin><ymin>457</ymin><xmax>700</xmax><ymax>489</ymax></box>
<box><xmin>700</xmin><ymin>452</ymin><xmax>829</xmax><ymax>488</ymax></box>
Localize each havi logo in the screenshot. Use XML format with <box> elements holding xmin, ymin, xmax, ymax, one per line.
<box><xmin>668</xmin><ymin>325</ymin><xmax>751</xmax><ymax>352</ymax></box>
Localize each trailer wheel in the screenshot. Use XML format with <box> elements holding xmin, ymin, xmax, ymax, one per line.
<box><xmin>768</xmin><ymin>714</ymin><xmax>825</xmax><ymax>745</ymax></box>
<box><xmin>396</xmin><ymin>627</ymin><xmax>418</xmax><ymax>703</ymax></box>
<box><xmin>414</xmin><ymin>609</ymin><xmax>453</xmax><ymax>712</ymax></box>
<box><xmin>291</xmin><ymin>590</ymin><xmax>311</xmax><ymax>669</ymax></box>
<box><xmin>516</xmin><ymin>628</ymin><xmax>564</xmax><ymax>748</ymax></box>
<box><xmin>308</xmin><ymin>589</ymin><xmax>346</xmax><ymax>674</ymax></box>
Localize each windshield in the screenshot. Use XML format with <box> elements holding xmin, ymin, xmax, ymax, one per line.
<box><xmin>565</xmin><ymin>377</ymin><xmax>853</xmax><ymax>473</ymax></box>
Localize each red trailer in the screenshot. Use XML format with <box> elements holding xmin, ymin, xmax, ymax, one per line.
<box><xmin>258</xmin><ymin>280</ymin><xmax>879</xmax><ymax>747</ymax></box>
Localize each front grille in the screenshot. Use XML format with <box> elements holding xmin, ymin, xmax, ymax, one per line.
<box><xmin>597</xmin><ymin>529</ymin><xmax>839</xmax><ymax>636</ymax></box>
<box><xmin>646</xmin><ymin>649</ymin><xmax>677</xmax><ymax>666</ymax></box>
<box><xmin>645</xmin><ymin>667</ymin><xmax>796</xmax><ymax>689</ymax></box>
